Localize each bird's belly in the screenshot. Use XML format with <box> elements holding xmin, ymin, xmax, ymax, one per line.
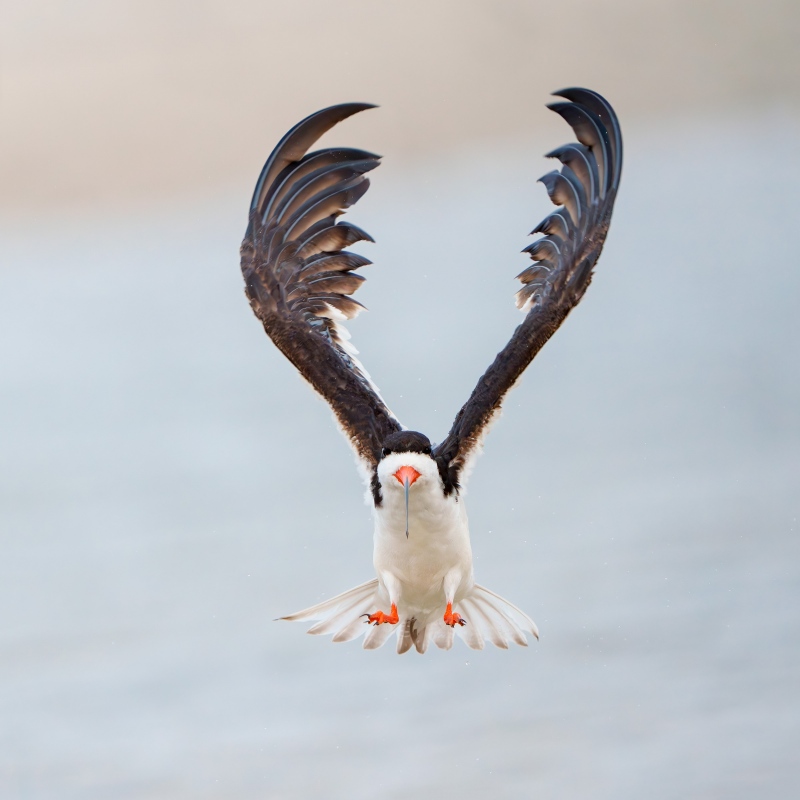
<box><xmin>373</xmin><ymin>502</ymin><xmax>473</xmax><ymax>609</ymax></box>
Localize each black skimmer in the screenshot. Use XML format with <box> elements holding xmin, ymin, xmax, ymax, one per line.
<box><xmin>240</xmin><ymin>88</ymin><xmax>623</xmax><ymax>653</ymax></box>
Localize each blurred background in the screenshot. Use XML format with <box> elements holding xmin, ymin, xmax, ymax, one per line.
<box><xmin>1</xmin><ymin>1</ymin><xmax>799</xmax><ymax>797</ymax></box>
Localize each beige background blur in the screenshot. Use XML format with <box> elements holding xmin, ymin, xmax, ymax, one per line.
<box><xmin>2</xmin><ymin>0</ymin><xmax>799</xmax><ymax>212</ymax></box>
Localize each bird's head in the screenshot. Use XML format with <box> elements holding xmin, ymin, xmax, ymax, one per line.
<box><xmin>376</xmin><ymin>431</ymin><xmax>438</xmax><ymax>536</ymax></box>
<box><xmin>377</xmin><ymin>430</ymin><xmax>437</xmax><ymax>486</ymax></box>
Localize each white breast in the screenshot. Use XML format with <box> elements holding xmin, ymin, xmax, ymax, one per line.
<box><xmin>372</xmin><ymin>451</ymin><xmax>474</xmax><ymax>614</ymax></box>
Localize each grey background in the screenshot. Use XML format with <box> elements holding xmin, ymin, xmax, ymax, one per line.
<box><xmin>2</xmin><ymin>2</ymin><xmax>799</xmax><ymax>798</ymax></box>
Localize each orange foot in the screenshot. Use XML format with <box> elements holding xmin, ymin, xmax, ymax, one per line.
<box><xmin>444</xmin><ymin>602</ymin><xmax>466</xmax><ymax>627</ymax></box>
<box><xmin>363</xmin><ymin>603</ymin><xmax>399</xmax><ymax>626</ymax></box>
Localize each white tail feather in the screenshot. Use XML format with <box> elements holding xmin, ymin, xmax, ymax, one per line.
<box><xmin>396</xmin><ymin>619</ymin><xmax>414</xmax><ymax>654</ymax></box>
<box><xmin>472</xmin><ymin>595</ymin><xmax>527</xmax><ymax>647</ymax></box>
<box><xmin>278</xmin><ymin>578</ymin><xmax>379</xmax><ymax>622</ymax></box>
<box><xmin>306</xmin><ymin>593</ymin><xmax>371</xmax><ymax>636</ymax></box>
<box><xmin>364</xmin><ymin>620</ymin><xmax>396</xmax><ymax>650</ymax></box>
<box><xmin>473</xmin><ymin>584</ymin><xmax>539</xmax><ymax>639</ymax></box>
<box><xmin>417</xmin><ymin>623</ymin><xmax>433</xmax><ymax>654</ymax></box>
<box><xmin>463</xmin><ymin>597</ymin><xmax>509</xmax><ymax>649</ymax></box>
<box><xmin>431</xmin><ymin>621</ymin><xmax>454</xmax><ymax>650</ymax></box>
<box><xmin>332</xmin><ymin>616</ymin><xmax>369</xmax><ymax>643</ymax></box>
<box><xmin>278</xmin><ymin>578</ymin><xmax>538</xmax><ymax>653</ymax></box>
<box><xmin>460</xmin><ymin>605</ymin><xmax>485</xmax><ymax>650</ymax></box>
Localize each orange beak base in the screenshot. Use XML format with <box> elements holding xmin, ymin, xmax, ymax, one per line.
<box><xmin>393</xmin><ymin>465</ymin><xmax>421</xmax><ymax>486</ymax></box>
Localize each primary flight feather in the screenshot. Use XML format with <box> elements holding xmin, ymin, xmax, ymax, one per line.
<box><xmin>240</xmin><ymin>88</ymin><xmax>623</xmax><ymax>653</ymax></box>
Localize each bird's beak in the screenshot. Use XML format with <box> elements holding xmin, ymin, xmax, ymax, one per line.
<box><xmin>393</xmin><ymin>465</ymin><xmax>421</xmax><ymax>487</ymax></box>
<box><xmin>393</xmin><ymin>466</ymin><xmax>421</xmax><ymax>538</ymax></box>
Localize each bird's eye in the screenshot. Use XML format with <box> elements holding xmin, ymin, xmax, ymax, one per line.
<box><xmin>382</xmin><ymin>447</ymin><xmax>392</xmax><ymax>457</ymax></box>
<box><xmin>424</xmin><ymin>446</ymin><xmax>432</xmax><ymax>455</ymax></box>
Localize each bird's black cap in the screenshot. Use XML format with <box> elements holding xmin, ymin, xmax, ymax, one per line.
<box><xmin>381</xmin><ymin>431</ymin><xmax>432</xmax><ymax>457</ymax></box>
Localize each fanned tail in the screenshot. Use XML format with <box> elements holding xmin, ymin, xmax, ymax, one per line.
<box><xmin>407</xmin><ymin>584</ymin><xmax>538</xmax><ymax>653</ymax></box>
<box><xmin>279</xmin><ymin>578</ymin><xmax>383</xmax><ymax>646</ymax></box>
<box><xmin>456</xmin><ymin>584</ymin><xmax>539</xmax><ymax>650</ymax></box>
<box><xmin>278</xmin><ymin>580</ymin><xmax>538</xmax><ymax>653</ymax></box>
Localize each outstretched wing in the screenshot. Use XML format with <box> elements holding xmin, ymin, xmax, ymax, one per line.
<box><xmin>241</xmin><ymin>103</ymin><xmax>401</xmax><ymax>473</ymax></box>
<box><xmin>434</xmin><ymin>88</ymin><xmax>623</xmax><ymax>494</ymax></box>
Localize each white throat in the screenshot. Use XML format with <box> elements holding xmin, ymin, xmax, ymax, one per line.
<box><xmin>374</xmin><ymin>451</ymin><xmax>460</xmax><ymax>539</ymax></box>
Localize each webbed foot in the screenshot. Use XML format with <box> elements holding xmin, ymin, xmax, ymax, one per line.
<box><xmin>443</xmin><ymin>601</ymin><xmax>466</xmax><ymax>627</ymax></box>
<box><xmin>362</xmin><ymin>603</ymin><xmax>399</xmax><ymax>626</ymax></box>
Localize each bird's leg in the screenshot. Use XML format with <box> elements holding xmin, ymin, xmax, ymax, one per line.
<box><xmin>443</xmin><ymin>601</ymin><xmax>466</xmax><ymax>627</ymax></box>
<box><xmin>362</xmin><ymin>573</ymin><xmax>401</xmax><ymax>625</ymax></box>
<box><xmin>363</xmin><ymin>603</ymin><xmax>399</xmax><ymax>626</ymax></box>
<box><xmin>442</xmin><ymin>570</ymin><xmax>466</xmax><ymax>627</ymax></box>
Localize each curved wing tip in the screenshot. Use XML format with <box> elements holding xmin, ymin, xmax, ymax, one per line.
<box><xmin>551</xmin><ymin>86</ymin><xmax>586</xmax><ymax>96</ymax></box>
<box><xmin>549</xmin><ymin>87</ymin><xmax>616</xmax><ymax>111</ymax></box>
<box><xmin>550</xmin><ymin>86</ymin><xmax>605</xmax><ymax>99</ymax></box>
<box><xmin>334</xmin><ymin>102</ymin><xmax>379</xmax><ymax>112</ymax></box>
<box><xmin>537</xmin><ymin>169</ymin><xmax>560</xmax><ymax>182</ymax></box>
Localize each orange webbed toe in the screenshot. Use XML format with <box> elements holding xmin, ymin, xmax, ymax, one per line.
<box><xmin>443</xmin><ymin>602</ymin><xmax>466</xmax><ymax>627</ymax></box>
<box><xmin>362</xmin><ymin>603</ymin><xmax>399</xmax><ymax>626</ymax></box>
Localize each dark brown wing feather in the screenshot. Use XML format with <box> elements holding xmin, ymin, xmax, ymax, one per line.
<box><xmin>434</xmin><ymin>88</ymin><xmax>623</xmax><ymax>494</ymax></box>
<box><xmin>241</xmin><ymin>104</ymin><xmax>401</xmax><ymax>470</ymax></box>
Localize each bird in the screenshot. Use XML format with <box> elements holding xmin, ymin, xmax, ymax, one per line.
<box><xmin>240</xmin><ymin>88</ymin><xmax>622</xmax><ymax>654</ymax></box>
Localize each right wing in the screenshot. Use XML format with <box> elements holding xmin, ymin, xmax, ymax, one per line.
<box><xmin>240</xmin><ymin>104</ymin><xmax>402</xmax><ymax>474</ymax></box>
<box><xmin>434</xmin><ymin>88</ymin><xmax>623</xmax><ymax>494</ymax></box>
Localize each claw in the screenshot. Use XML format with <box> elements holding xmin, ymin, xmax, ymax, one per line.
<box><xmin>443</xmin><ymin>602</ymin><xmax>466</xmax><ymax>628</ymax></box>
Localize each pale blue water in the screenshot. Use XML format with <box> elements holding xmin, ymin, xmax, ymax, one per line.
<box><xmin>1</xmin><ymin>112</ymin><xmax>798</xmax><ymax>798</ymax></box>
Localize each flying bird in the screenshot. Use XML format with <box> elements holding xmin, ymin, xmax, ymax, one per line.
<box><xmin>240</xmin><ymin>88</ymin><xmax>622</xmax><ymax>653</ymax></box>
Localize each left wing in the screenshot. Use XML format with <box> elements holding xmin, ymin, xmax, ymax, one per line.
<box><xmin>434</xmin><ymin>88</ymin><xmax>623</xmax><ymax>494</ymax></box>
<box><xmin>241</xmin><ymin>103</ymin><xmax>402</xmax><ymax>474</ymax></box>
